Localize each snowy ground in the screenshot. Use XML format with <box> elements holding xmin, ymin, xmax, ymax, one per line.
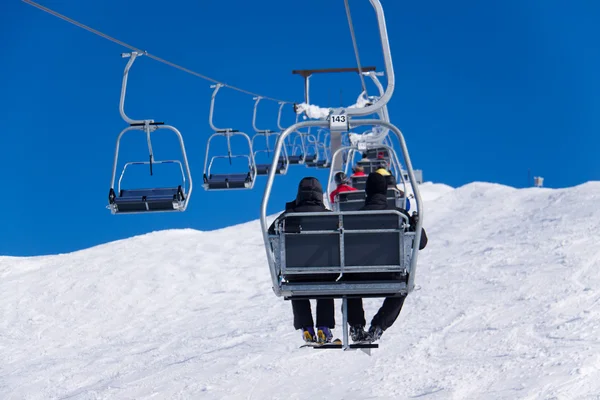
<box><xmin>2</xmin><ymin>181</ymin><xmax>600</xmax><ymax>399</ymax></box>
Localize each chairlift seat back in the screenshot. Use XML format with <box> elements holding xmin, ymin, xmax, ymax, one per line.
<box><xmin>334</xmin><ymin>188</ymin><xmax>406</xmax><ymax>213</ymax></box>
<box><xmin>272</xmin><ymin>211</ymin><xmax>413</xmax><ymax>298</ymax></box>
<box><xmin>364</xmin><ymin>148</ymin><xmax>390</xmax><ymax>160</ymax></box>
<box><xmin>287</xmin><ymin>155</ymin><xmax>304</xmax><ymax>165</ymax></box>
<box><xmin>351</xmin><ymin>176</ymin><xmax>368</xmax><ymax>190</ymax></box>
<box><xmin>109</xmin><ymin>186</ymin><xmax>185</xmax><ymax>213</ymax></box>
<box><xmin>306</xmin><ymin>159</ymin><xmax>329</xmax><ymax>168</ymax></box>
<box><xmin>256</xmin><ymin>157</ymin><xmax>287</xmax><ymax>176</ymax></box>
<box><xmin>204</xmin><ymin>173</ymin><xmax>252</xmax><ymax>189</ymax></box>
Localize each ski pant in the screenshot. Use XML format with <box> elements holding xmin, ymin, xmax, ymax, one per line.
<box><xmin>346</xmin><ymin>294</ymin><xmax>407</xmax><ymax>331</ymax></box>
<box><xmin>292</xmin><ymin>299</ymin><xmax>335</xmax><ymax>329</ymax></box>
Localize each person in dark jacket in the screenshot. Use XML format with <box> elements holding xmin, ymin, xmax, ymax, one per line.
<box><xmin>268</xmin><ymin>177</ymin><xmax>336</xmax><ymax>344</ymax></box>
<box><xmin>347</xmin><ymin>172</ymin><xmax>428</xmax><ymax>343</ymax></box>
<box><xmin>375</xmin><ymin>161</ymin><xmax>398</xmax><ymax>188</ymax></box>
<box><xmin>375</xmin><ymin>166</ymin><xmax>411</xmax><ymax>211</ymax></box>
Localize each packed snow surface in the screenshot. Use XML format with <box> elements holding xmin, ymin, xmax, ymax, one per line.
<box><xmin>2</xmin><ymin>181</ymin><xmax>600</xmax><ymax>399</ymax></box>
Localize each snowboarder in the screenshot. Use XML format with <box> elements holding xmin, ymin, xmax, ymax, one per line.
<box><xmin>346</xmin><ymin>172</ymin><xmax>428</xmax><ymax>342</ymax></box>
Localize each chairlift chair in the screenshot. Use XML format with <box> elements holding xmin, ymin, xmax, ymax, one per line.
<box><xmin>328</xmin><ymin>142</ymin><xmax>408</xmax><ymax>206</ymax></box>
<box><xmin>303</xmin><ymin>130</ymin><xmax>326</xmax><ymax>168</ymax></box>
<box><xmin>108</xmin><ymin>52</ymin><xmax>193</xmax><ymax>214</ymax></box>
<box><xmin>251</xmin><ymin>98</ymin><xmax>289</xmax><ymax>176</ymax></box>
<box><xmin>261</xmin><ymin>121</ymin><xmax>423</xmax><ymax>350</ymax></box>
<box><xmin>307</xmin><ymin>129</ymin><xmax>332</xmax><ymax>169</ymax></box>
<box><xmin>203</xmin><ymin>84</ymin><xmax>257</xmax><ymax>190</ymax></box>
<box><xmin>286</xmin><ymin>130</ymin><xmax>308</xmax><ymax>165</ymax></box>
<box><xmin>260</xmin><ymin>0</ymin><xmax>422</xmax><ymax>350</ymax></box>
<box><xmin>280</xmin><ymin>112</ymin><xmax>307</xmax><ymax>165</ymax></box>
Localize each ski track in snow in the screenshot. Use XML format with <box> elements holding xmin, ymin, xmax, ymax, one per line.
<box><xmin>1</xmin><ymin>181</ymin><xmax>600</xmax><ymax>399</ymax></box>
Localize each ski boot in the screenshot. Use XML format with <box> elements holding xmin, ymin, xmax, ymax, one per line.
<box><xmin>367</xmin><ymin>325</ymin><xmax>383</xmax><ymax>342</ymax></box>
<box><xmin>302</xmin><ymin>327</ymin><xmax>316</xmax><ymax>343</ymax></box>
<box><xmin>316</xmin><ymin>326</ymin><xmax>333</xmax><ymax>344</ymax></box>
<box><xmin>349</xmin><ymin>325</ymin><xmax>369</xmax><ymax>342</ymax></box>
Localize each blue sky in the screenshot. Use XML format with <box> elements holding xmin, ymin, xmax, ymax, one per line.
<box><xmin>1</xmin><ymin>0</ymin><xmax>599</xmax><ymax>256</ymax></box>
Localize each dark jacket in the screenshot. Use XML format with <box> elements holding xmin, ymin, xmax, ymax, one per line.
<box><xmin>268</xmin><ymin>177</ymin><xmax>328</xmax><ymax>234</ymax></box>
<box><xmin>362</xmin><ymin>173</ymin><xmax>428</xmax><ymax>250</ymax></box>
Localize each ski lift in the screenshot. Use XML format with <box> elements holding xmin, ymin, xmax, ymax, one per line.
<box><xmin>203</xmin><ymin>84</ymin><xmax>257</xmax><ymax>190</ymax></box>
<box><xmin>108</xmin><ymin>52</ymin><xmax>193</xmax><ymax>214</ymax></box>
<box><xmin>251</xmin><ymin>98</ymin><xmax>289</xmax><ymax>176</ymax></box>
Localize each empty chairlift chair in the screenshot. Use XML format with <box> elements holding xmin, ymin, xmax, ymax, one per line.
<box><xmin>305</xmin><ymin>129</ymin><xmax>330</xmax><ymax>168</ymax></box>
<box><xmin>203</xmin><ymin>84</ymin><xmax>257</xmax><ymax>190</ymax></box>
<box><xmin>252</xmin><ymin>98</ymin><xmax>288</xmax><ymax>176</ymax></box>
<box><xmin>108</xmin><ymin>52</ymin><xmax>193</xmax><ymax>214</ymax></box>
<box><xmin>302</xmin><ymin>129</ymin><xmax>320</xmax><ymax>167</ymax></box>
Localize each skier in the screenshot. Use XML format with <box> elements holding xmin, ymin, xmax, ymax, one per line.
<box><xmin>268</xmin><ymin>177</ymin><xmax>336</xmax><ymax>344</ymax></box>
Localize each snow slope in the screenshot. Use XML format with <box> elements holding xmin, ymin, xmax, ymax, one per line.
<box><xmin>2</xmin><ymin>181</ymin><xmax>600</xmax><ymax>399</ymax></box>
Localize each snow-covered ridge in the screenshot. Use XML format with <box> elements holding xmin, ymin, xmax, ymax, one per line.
<box><xmin>2</xmin><ymin>181</ymin><xmax>600</xmax><ymax>399</ymax></box>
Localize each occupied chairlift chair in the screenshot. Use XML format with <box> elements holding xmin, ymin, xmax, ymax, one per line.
<box><xmin>261</xmin><ymin>121</ymin><xmax>423</xmax><ymax>351</ymax></box>
<box><xmin>260</xmin><ymin>0</ymin><xmax>424</xmax><ymax>350</ymax></box>
<box><xmin>328</xmin><ymin>144</ymin><xmax>409</xmax><ymax>211</ymax></box>
<box><xmin>108</xmin><ymin>52</ymin><xmax>193</xmax><ymax>214</ymax></box>
<box><xmin>203</xmin><ymin>84</ymin><xmax>257</xmax><ymax>190</ymax></box>
<box><xmin>347</xmin><ymin>138</ymin><xmax>402</xmax><ymax>190</ymax></box>
<box><xmin>251</xmin><ymin>98</ymin><xmax>289</xmax><ymax>176</ymax></box>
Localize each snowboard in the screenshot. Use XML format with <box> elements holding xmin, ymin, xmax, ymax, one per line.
<box><xmin>299</xmin><ymin>338</ymin><xmax>343</xmax><ymax>348</ymax></box>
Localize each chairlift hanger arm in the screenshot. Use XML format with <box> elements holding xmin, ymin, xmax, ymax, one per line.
<box><xmin>252</xmin><ymin>97</ymin><xmax>273</xmax><ymax>134</ymax></box>
<box><xmin>277</xmin><ymin>102</ymin><xmax>288</xmax><ymax>131</ymax></box>
<box><xmin>208</xmin><ymin>84</ymin><xmax>238</xmax><ymax>133</ymax></box>
<box><xmin>344</xmin><ymin>0</ymin><xmax>395</xmax><ymax>117</ymax></box>
<box><xmin>363</xmin><ymin>70</ymin><xmax>391</xmax><ymax>138</ymax></box>
<box><xmin>119</xmin><ymin>51</ymin><xmax>154</xmax><ymax>125</ymax></box>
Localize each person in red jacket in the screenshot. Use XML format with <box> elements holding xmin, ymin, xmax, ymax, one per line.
<box><xmin>351</xmin><ymin>165</ymin><xmax>366</xmax><ymax>177</ymax></box>
<box><xmin>329</xmin><ymin>172</ymin><xmax>358</xmax><ymax>204</ymax></box>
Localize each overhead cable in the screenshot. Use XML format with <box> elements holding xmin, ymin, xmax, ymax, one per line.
<box><xmin>21</xmin><ymin>0</ymin><xmax>295</xmax><ymax>104</ymax></box>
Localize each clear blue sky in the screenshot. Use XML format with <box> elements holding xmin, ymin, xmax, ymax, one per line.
<box><xmin>1</xmin><ymin>0</ymin><xmax>599</xmax><ymax>256</ymax></box>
